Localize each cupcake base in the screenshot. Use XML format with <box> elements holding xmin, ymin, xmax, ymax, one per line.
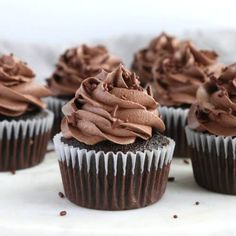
<box><xmin>59</xmin><ymin>158</ymin><xmax>171</xmax><ymax>210</ymax></box>
<box><xmin>186</xmin><ymin>127</ymin><xmax>236</xmax><ymax>195</ymax></box>
<box><xmin>159</xmin><ymin>106</ymin><xmax>189</xmax><ymax>157</ymax></box>
<box><xmin>54</xmin><ymin>133</ymin><xmax>175</xmax><ymax>210</ymax></box>
<box><xmin>0</xmin><ymin>110</ymin><xmax>54</xmax><ymax>171</ymax></box>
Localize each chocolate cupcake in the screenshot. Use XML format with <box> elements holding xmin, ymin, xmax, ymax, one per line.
<box><xmin>53</xmin><ymin>65</ymin><xmax>175</xmax><ymax>210</ymax></box>
<box><xmin>186</xmin><ymin>64</ymin><xmax>236</xmax><ymax>194</ymax></box>
<box><xmin>0</xmin><ymin>54</ymin><xmax>54</xmax><ymax>171</ymax></box>
<box><xmin>132</xmin><ymin>33</ymin><xmax>223</xmax><ymax>157</ymax></box>
<box><xmin>45</xmin><ymin>44</ymin><xmax>122</xmax><ymax>139</ymax></box>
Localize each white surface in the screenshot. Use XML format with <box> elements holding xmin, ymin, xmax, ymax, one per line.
<box><xmin>1</xmin><ymin>0</ymin><xmax>236</xmax><ymax>44</ymax></box>
<box><xmin>0</xmin><ymin>152</ymin><xmax>235</xmax><ymax>236</ymax></box>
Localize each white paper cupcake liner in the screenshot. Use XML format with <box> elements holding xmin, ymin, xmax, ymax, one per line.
<box><xmin>185</xmin><ymin>127</ymin><xmax>236</xmax><ymax>194</ymax></box>
<box><xmin>53</xmin><ymin>133</ymin><xmax>175</xmax><ymax>210</ymax></box>
<box><xmin>0</xmin><ymin>109</ymin><xmax>54</xmax><ymax>171</ymax></box>
<box><xmin>159</xmin><ymin>106</ymin><xmax>189</xmax><ymax>157</ymax></box>
<box><xmin>43</xmin><ymin>96</ymin><xmax>69</xmax><ymax>139</ymax></box>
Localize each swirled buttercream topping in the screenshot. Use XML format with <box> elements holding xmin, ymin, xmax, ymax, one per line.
<box><xmin>47</xmin><ymin>44</ymin><xmax>123</xmax><ymax>97</ymax></box>
<box><xmin>188</xmin><ymin>63</ymin><xmax>236</xmax><ymax>136</ymax></box>
<box><xmin>0</xmin><ymin>54</ymin><xmax>51</xmax><ymax>117</ymax></box>
<box><xmin>61</xmin><ymin>65</ymin><xmax>165</xmax><ymax>145</ymax></box>
<box><xmin>132</xmin><ymin>33</ymin><xmax>223</xmax><ymax>106</ymax></box>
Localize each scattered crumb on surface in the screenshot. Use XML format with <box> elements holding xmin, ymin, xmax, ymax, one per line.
<box><xmin>59</xmin><ymin>211</ymin><xmax>67</xmax><ymax>216</ymax></box>
<box><xmin>173</xmin><ymin>215</ymin><xmax>178</xmax><ymax>219</ymax></box>
<box><xmin>183</xmin><ymin>159</ymin><xmax>190</xmax><ymax>164</ymax></box>
<box><xmin>168</xmin><ymin>177</ymin><xmax>175</xmax><ymax>182</ymax></box>
<box><xmin>58</xmin><ymin>192</ymin><xmax>65</xmax><ymax>198</ymax></box>
<box><xmin>195</xmin><ymin>201</ymin><xmax>200</xmax><ymax>205</ymax></box>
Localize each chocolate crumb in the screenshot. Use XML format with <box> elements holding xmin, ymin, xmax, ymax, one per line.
<box><xmin>59</xmin><ymin>211</ymin><xmax>67</xmax><ymax>216</ymax></box>
<box><xmin>168</xmin><ymin>177</ymin><xmax>175</xmax><ymax>182</ymax></box>
<box><xmin>195</xmin><ymin>201</ymin><xmax>200</xmax><ymax>205</ymax></box>
<box><xmin>10</xmin><ymin>169</ymin><xmax>16</xmax><ymax>175</ymax></box>
<box><xmin>58</xmin><ymin>192</ymin><xmax>65</xmax><ymax>198</ymax></box>
<box><xmin>183</xmin><ymin>159</ymin><xmax>190</xmax><ymax>164</ymax></box>
<box><xmin>173</xmin><ymin>215</ymin><xmax>178</xmax><ymax>219</ymax></box>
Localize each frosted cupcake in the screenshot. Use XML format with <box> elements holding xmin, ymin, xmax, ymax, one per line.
<box><xmin>45</xmin><ymin>44</ymin><xmax>122</xmax><ymax>138</ymax></box>
<box><xmin>54</xmin><ymin>65</ymin><xmax>175</xmax><ymax>210</ymax></box>
<box><xmin>186</xmin><ymin>63</ymin><xmax>236</xmax><ymax>194</ymax></box>
<box><xmin>132</xmin><ymin>33</ymin><xmax>223</xmax><ymax>157</ymax></box>
<box><xmin>0</xmin><ymin>54</ymin><xmax>53</xmax><ymax>171</ymax></box>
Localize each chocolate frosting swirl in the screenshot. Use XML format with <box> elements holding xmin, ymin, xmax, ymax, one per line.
<box><xmin>0</xmin><ymin>54</ymin><xmax>51</xmax><ymax>117</ymax></box>
<box><xmin>61</xmin><ymin>66</ymin><xmax>165</xmax><ymax>145</ymax></box>
<box><xmin>47</xmin><ymin>44</ymin><xmax>123</xmax><ymax>97</ymax></box>
<box><xmin>132</xmin><ymin>33</ymin><xmax>223</xmax><ymax>106</ymax></box>
<box><xmin>188</xmin><ymin>63</ymin><xmax>236</xmax><ymax>136</ymax></box>
<box><xmin>132</xmin><ymin>33</ymin><xmax>179</xmax><ymax>84</ymax></box>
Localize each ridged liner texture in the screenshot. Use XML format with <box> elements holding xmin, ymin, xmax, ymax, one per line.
<box><xmin>159</xmin><ymin>106</ymin><xmax>189</xmax><ymax>157</ymax></box>
<box><xmin>43</xmin><ymin>97</ymin><xmax>69</xmax><ymax>139</ymax></box>
<box><xmin>185</xmin><ymin>127</ymin><xmax>236</xmax><ymax>195</ymax></box>
<box><xmin>54</xmin><ymin>133</ymin><xmax>175</xmax><ymax>210</ymax></box>
<box><xmin>0</xmin><ymin>109</ymin><xmax>54</xmax><ymax>171</ymax></box>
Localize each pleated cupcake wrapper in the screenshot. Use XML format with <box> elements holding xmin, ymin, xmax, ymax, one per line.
<box><xmin>0</xmin><ymin>110</ymin><xmax>54</xmax><ymax>171</ymax></box>
<box><xmin>43</xmin><ymin>96</ymin><xmax>69</xmax><ymax>139</ymax></box>
<box><xmin>185</xmin><ymin>127</ymin><xmax>236</xmax><ymax>194</ymax></box>
<box><xmin>159</xmin><ymin>106</ymin><xmax>189</xmax><ymax>157</ymax></box>
<box><xmin>53</xmin><ymin>133</ymin><xmax>175</xmax><ymax>210</ymax></box>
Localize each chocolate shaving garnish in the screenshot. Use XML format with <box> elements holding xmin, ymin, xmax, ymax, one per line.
<box><xmin>121</xmin><ymin>95</ymin><xmax>127</xmax><ymax>100</ymax></box>
<box><xmin>111</xmin><ymin>105</ymin><xmax>119</xmax><ymax>117</ymax></box>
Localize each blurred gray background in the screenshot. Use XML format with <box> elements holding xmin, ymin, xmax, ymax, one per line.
<box><xmin>0</xmin><ymin>0</ymin><xmax>236</xmax><ymax>82</ymax></box>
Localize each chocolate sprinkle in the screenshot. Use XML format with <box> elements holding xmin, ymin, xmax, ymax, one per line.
<box><xmin>195</xmin><ymin>201</ymin><xmax>200</xmax><ymax>205</ymax></box>
<box><xmin>173</xmin><ymin>215</ymin><xmax>178</xmax><ymax>219</ymax></box>
<box><xmin>58</xmin><ymin>192</ymin><xmax>65</xmax><ymax>198</ymax></box>
<box><xmin>183</xmin><ymin>159</ymin><xmax>190</xmax><ymax>164</ymax></box>
<box><xmin>168</xmin><ymin>177</ymin><xmax>175</xmax><ymax>182</ymax></box>
<box><xmin>59</xmin><ymin>211</ymin><xmax>67</xmax><ymax>216</ymax></box>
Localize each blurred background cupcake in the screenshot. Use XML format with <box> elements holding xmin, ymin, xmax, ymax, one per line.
<box><xmin>45</xmin><ymin>44</ymin><xmax>123</xmax><ymax>139</ymax></box>
<box><xmin>132</xmin><ymin>33</ymin><xmax>223</xmax><ymax>157</ymax></box>
<box><xmin>0</xmin><ymin>54</ymin><xmax>53</xmax><ymax>171</ymax></box>
<box><xmin>186</xmin><ymin>63</ymin><xmax>236</xmax><ymax>194</ymax></box>
<box><xmin>54</xmin><ymin>65</ymin><xmax>175</xmax><ymax>210</ymax></box>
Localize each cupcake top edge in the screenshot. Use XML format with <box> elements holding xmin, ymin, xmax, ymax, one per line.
<box><xmin>188</xmin><ymin>63</ymin><xmax>236</xmax><ymax>136</ymax></box>
<box><xmin>47</xmin><ymin>44</ymin><xmax>123</xmax><ymax>97</ymax></box>
<box><xmin>132</xmin><ymin>32</ymin><xmax>224</xmax><ymax>107</ymax></box>
<box><xmin>0</xmin><ymin>54</ymin><xmax>51</xmax><ymax>118</ymax></box>
<box><xmin>61</xmin><ymin>65</ymin><xmax>165</xmax><ymax>145</ymax></box>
